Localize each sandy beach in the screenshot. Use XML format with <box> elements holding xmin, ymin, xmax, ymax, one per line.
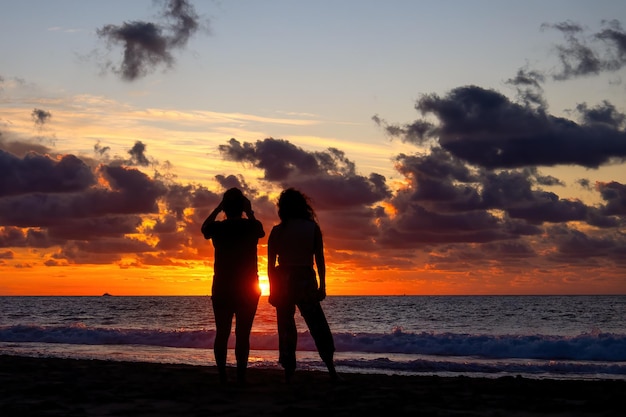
<box><xmin>0</xmin><ymin>355</ymin><xmax>623</xmax><ymax>416</ymax></box>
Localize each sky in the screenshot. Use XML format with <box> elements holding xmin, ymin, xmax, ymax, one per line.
<box><xmin>1</xmin><ymin>0</ymin><xmax>626</xmax><ymax>296</ymax></box>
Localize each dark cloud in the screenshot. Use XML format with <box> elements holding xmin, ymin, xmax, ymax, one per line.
<box><xmin>548</xmin><ymin>225</ymin><xmax>626</xmax><ymax>263</ymax></box>
<box><xmin>53</xmin><ymin>238</ymin><xmax>156</xmax><ymax>265</ymax></box>
<box><xmin>597</xmin><ymin>181</ymin><xmax>626</xmax><ymax>216</ymax></box>
<box><xmin>0</xmin><ymin>150</ymin><xmax>95</xmax><ymax>197</ymax></box>
<box><xmin>373</xmin><ymin>114</ymin><xmax>434</xmax><ymax>145</ymax></box>
<box><xmin>96</xmin><ymin>0</ymin><xmax>203</xmax><ymax>81</ymax></box>
<box><xmin>484</xmin><ymin>241</ymin><xmax>537</xmax><ymax>259</ymax></box>
<box><xmin>577</xmin><ymin>178</ymin><xmax>592</xmax><ymax>190</ymax></box>
<box><xmin>47</xmin><ymin>216</ymin><xmax>143</xmax><ymax>241</ymax></box>
<box><xmin>94</xmin><ymin>140</ymin><xmax>111</xmax><ymax>160</ymax></box>
<box><xmin>596</xmin><ymin>20</ymin><xmax>626</xmax><ymax>69</ymax></box>
<box><xmin>188</xmin><ymin>184</ymin><xmax>220</xmax><ymax>209</ymax></box>
<box><xmin>100</xmin><ymin>165</ymin><xmax>167</xmax><ymax>214</ymax></box>
<box><xmin>507</xmin><ymin>195</ymin><xmax>589</xmax><ymax>225</ymax></box>
<box><xmin>0</xmin><ymin>226</ymin><xmax>58</xmax><ymax>249</ymax></box>
<box><xmin>159</xmin><ymin>183</ymin><xmax>195</xmax><ymax>220</ymax></box>
<box><xmin>219</xmin><ymin>138</ymin><xmax>319</xmax><ymax>181</ymax></box>
<box><xmin>576</xmin><ymin>100</ymin><xmax>626</xmax><ymax>129</ymax></box>
<box><xmin>163</xmin><ymin>0</ymin><xmax>201</xmax><ymax>47</ymax></box>
<box><xmin>0</xmin><ymin>168</ymin><xmax>162</xmax><ymax>228</ymax></box>
<box><xmin>31</xmin><ymin>108</ymin><xmax>52</xmax><ymax>126</ymax></box>
<box><xmin>377</xmin><ymin>204</ymin><xmax>513</xmax><ymax>249</ymax></box>
<box><xmin>543</xmin><ymin>19</ymin><xmax>626</xmax><ymax>80</ymax></box>
<box><xmin>374</xmin><ymin>130</ymin><xmax>622</xmax><ymax>255</ymax></box>
<box><xmin>127</xmin><ymin>140</ymin><xmax>150</xmax><ymax>166</ymax></box>
<box><xmin>380</xmin><ymin>85</ymin><xmax>626</xmax><ymax>169</ymax></box>
<box><xmin>506</xmin><ymin>68</ymin><xmax>546</xmax><ymax>89</ymax></box>
<box><xmin>0</xmin><ymin>141</ymin><xmax>174</xmax><ymax>266</ymax></box>
<box><xmin>505</xmin><ymin>68</ymin><xmax>547</xmax><ymax>110</ymax></box>
<box><xmin>533</xmin><ymin>170</ymin><xmax>564</xmax><ymax>187</ymax></box>
<box><xmin>215</xmin><ymin>174</ymin><xmax>246</xmax><ymax>191</ymax></box>
<box><xmin>378</xmin><ymin>152</ymin><xmax>545</xmax><ymax>249</ymax></box>
<box><xmin>219</xmin><ymin>138</ymin><xmax>391</xmax><ymax>211</ymax></box>
<box><xmin>392</xmin><ymin>149</ymin><xmax>479</xmax><ymax>213</ymax></box>
<box><xmin>0</xmin><ymin>138</ymin><xmax>50</xmax><ymax>157</ymax></box>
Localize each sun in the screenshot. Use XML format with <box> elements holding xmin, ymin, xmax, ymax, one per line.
<box><xmin>258</xmin><ymin>276</ymin><xmax>270</xmax><ymax>296</ymax></box>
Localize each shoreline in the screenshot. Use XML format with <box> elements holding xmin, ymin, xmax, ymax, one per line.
<box><xmin>0</xmin><ymin>354</ymin><xmax>623</xmax><ymax>416</ymax></box>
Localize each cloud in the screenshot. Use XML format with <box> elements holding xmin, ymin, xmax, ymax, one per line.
<box><xmin>219</xmin><ymin>137</ymin><xmax>391</xmax><ymax>210</ymax></box>
<box><xmin>597</xmin><ymin>181</ymin><xmax>626</xmax><ymax>216</ymax></box>
<box><xmin>576</xmin><ymin>100</ymin><xmax>626</xmax><ymax>128</ymax></box>
<box><xmin>542</xmin><ymin>19</ymin><xmax>626</xmax><ymax>80</ymax></box>
<box><xmin>31</xmin><ymin>108</ymin><xmax>52</xmax><ymax>126</ymax></box>
<box><xmin>94</xmin><ymin>140</ymin><xmax>111</xmax><ymax>160</ymax></box>
<box><xmin>96</xmin><ymin>0</ymin><xmax>203</xmax><ymax>81</ymax></box>
<box><xmin>0</xmin><ymin>141</ymin><xmax>174</xmax><ymax>264</ymax></box>
<box><xmin>505</xmin><ymin>68</ymin><xmax>546</xmax><ymax>110</ymax></box>
<box><xmin>377</xmin><ymin>85</ymin><xmax>626</xmax><ymax>170</ymax></box>
<box><xmin>0</xmin><ymin>165</ymin><xmax>163</xmax><ymax>229</ymax></box>
<box><xmin>548</xmin><ymin>225</ymin><xmax>625</xmax><ymax>264</ymax></box>
<box><xmin>0</xmin><ymin>150</ymin><xmax>95</xmax><ymax>197</ymax></box>
<box><xmin>0</xmin><ymin>137</ymin><xmax>52</xmax><ymax>158</ymax></box>
<box><xmin>127</xmin><ymin>140</ymin><xmax>150</xmax><ymax>166</ymax></box>
<box><xmin>372</xmin><ymin>125</ymin><xmax>625</xmax><ymax>252</ymax></box>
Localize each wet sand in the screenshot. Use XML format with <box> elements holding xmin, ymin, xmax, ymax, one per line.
<box><xmin>0</xmin><ymin>355</ymin><xmax>622</xmax><ymax>416</ymax></box>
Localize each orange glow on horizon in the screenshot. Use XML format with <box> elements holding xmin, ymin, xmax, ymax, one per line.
<box><xmin>1</xmin><ymin>252</ymin><xmax>625</xmax><ymax>296</ymax></box>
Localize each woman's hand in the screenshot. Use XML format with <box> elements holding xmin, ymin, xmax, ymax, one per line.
<box><xmin>243</xmin><ymin>197</ymin><xmax>254</xmax><ymax>218</ymax></box>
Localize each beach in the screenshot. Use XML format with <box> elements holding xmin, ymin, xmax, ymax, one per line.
<box><xmin>0</xmin><ymin>355</ymin><xmax>623</xmax><ymax>416</ymax></box>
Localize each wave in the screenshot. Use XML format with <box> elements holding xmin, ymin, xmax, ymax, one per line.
<box><xmin>333</xmin><ymin>328</ymin><xmax>626</xmax><ymax>362</ymax></box>
<box><xmin>1</xmin><ymin>324</ymin><xmax>625</xmax><ymax>363</ymax></box>
<box><xmin>333</xmin><ymin>357</ymin><xmax>626</xmax><ymax>378</ymax></box>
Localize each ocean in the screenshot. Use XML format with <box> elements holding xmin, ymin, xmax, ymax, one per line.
<box><xmin>1</xmin><ymin>295</ymin><xmax>625</xmax><ymax>381</ymax></box>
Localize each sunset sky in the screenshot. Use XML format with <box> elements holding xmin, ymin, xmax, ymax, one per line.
<box><xmin>1</xmin><ymin>0</ymin><xmax>626</xmax><ymax>296</ymax></box>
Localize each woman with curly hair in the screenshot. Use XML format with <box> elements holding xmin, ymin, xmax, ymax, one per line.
<box><xmin>267</xmin><ymin>188</ymin><xmax>338</xmax><ymax>382</ymax></box>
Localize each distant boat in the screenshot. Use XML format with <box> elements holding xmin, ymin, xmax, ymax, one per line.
<box><xmin>102</xmin><ymin>293</ymin><xmax>112</xmax><ymax>297</ymax></box>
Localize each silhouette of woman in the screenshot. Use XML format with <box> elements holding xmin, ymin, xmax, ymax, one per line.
<box><xmin>267</xmin><ymin>188</ymin><xmax>338</xmax><ymax>382</ymax></box>
<box><xmin>201</xmin><ymin>187</ymin><xmax>265</xmax><ymax>384</ymax></box>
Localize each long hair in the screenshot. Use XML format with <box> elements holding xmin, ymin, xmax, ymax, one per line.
<box><xmin>277</xmin><ymin>188</ymin><xmax>316</xmax><ymax>222</ymax></box>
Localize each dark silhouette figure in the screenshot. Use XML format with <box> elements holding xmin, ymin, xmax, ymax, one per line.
<box><xmin>201</xmin><ymin>187</ymin><xmax>265</xmax><ymax>384</ymax></box>
<box><xmin>267</xmin><ymin>188</ymin><xmax>338</xmax><ymax>382</ymax></box>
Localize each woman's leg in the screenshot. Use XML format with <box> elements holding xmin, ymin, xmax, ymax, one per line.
<box><xmin>234</xmin><ymin>296</ymin><xmax>259</xmax><ymax>383</ymax></box>
<box><xmin>299</xmin><ymin>301</ymin><xmax>338</xmax><ymax>380</ymax></box>
<box><xmin>276</xmin><ymin>303</ymin><xmax>297</xmax><ymax>381</ymax></box>
<box><xmin>212</xmin><ymin>302</ymin><xmax>234</xmax><ymax>383</ymax></box>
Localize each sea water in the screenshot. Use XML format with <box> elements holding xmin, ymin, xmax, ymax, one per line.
<box><xmin>0</xmin><ymin>295</ymin><xmax>624</xmax><ymax>380</ymax></box>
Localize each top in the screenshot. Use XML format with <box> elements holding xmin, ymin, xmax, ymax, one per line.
<box><xmin>202</xmin><ymin>217</ymin><xmax>265</xmax><ymax>299</ymax></box>
<box><xmin>269</xmin><ymin>218</ymin><xmax>320</xmax><ymax>267</ymax></box>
